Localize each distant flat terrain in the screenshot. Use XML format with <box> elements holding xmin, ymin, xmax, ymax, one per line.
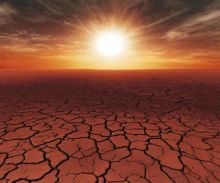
<box><xmin>0</xmin><ymin>70</ymin><xmax>220</xmax><ymax>183</ymax></box>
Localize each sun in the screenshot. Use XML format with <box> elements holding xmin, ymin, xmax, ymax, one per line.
<box><xmin>94</xmin><ymin>30</ymin><xmax>127</xmax><ymax>58</ymax></box>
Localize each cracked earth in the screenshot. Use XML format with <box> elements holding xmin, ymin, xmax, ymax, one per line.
<box><xmin>0</xmin><ymin>70</ymin><xmax>220</xmax><ymax>183</ymax></box>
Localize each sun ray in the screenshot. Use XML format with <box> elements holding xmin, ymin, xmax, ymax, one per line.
<box><xmin>94</xmin><ymin>30</ymin><xmax>127</xmax><ymax>58</ymax></box>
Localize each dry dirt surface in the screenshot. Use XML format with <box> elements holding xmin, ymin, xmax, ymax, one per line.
<box><xmin>0</xmin><ymin>70</ymin><xmax>220</xmax><ymax>183</ymax></box>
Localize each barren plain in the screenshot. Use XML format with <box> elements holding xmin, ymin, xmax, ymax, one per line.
<box><xmin>0</xmin><ymin>70</ymin><xmax>219</xmax><ymax>183</ymax></box>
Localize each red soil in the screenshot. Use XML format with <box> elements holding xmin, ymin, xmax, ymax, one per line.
<box><xmin>0</xmin><ymin>70</ymin><xmax>219</xmax><ymax>182</ymax></box>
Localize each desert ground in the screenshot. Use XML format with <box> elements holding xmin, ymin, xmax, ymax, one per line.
<box><xmin>0</xmin><ymin>70</ymin><xmax>219</xmax><ymax>183</ymax></box>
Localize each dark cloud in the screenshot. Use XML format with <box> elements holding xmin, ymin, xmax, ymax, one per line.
<box><xmin>2</xmin><ymin>0</ymin><xmax>218</xmax><ymax>32</ymax></box>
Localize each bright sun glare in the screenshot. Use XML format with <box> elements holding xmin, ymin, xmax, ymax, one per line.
<box><xmin>95</xmin><ymin>31</ymin><xmax>127</xmax><ymax>58</ymax></box>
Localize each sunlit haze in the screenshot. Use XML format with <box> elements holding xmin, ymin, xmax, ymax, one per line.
<box><xmin>0</xmin><ymin>0</ymin><xmax>220</xmax><ymax>69</ymax></box>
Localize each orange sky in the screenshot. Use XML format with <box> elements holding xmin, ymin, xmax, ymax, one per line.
<box><xmin>0</xmin><ymin>0</ymin><xmax>220</xmax><ymax>70</ymax></box>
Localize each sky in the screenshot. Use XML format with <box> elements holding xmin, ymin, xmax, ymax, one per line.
<box><xmin>0</xmin><ymin>0</ymin><xmax>220</xmax><ymax>69</ymax></box>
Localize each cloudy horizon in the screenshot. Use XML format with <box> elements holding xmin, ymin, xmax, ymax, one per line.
<box><xmin>0</xmin><ymin>0</ymin><xmax>220</xmax><ymax>69</ymax></box>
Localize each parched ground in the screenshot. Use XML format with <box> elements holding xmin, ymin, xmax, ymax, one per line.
<box><xmin>0</xmin><ymin>70</ymin><xmax>220</xmax><ymax>183</ymax></box>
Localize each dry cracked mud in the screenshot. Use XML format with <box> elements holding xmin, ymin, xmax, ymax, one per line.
<box><xmin>0</xmin><ymin>70</ymin><xmax>219</xmax><ymax>183</ymax></box>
